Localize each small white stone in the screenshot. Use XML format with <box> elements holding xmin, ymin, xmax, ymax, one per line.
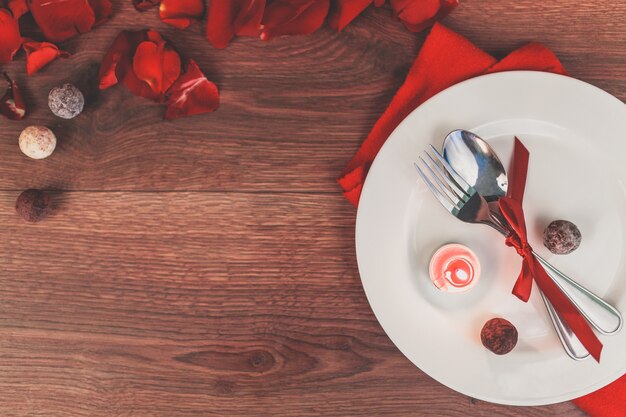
<box><xmin>19</xmin><ymin>126</ymin><xmax>57</xmax><ymax>159</ymax></box>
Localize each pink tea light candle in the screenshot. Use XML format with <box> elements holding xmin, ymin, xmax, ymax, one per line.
<box><xmin>429</xmin><ymin>244</ymin><xmax>480</xmax><ymax>292</ymax></box>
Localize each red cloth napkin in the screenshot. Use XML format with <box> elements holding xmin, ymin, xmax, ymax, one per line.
<box><xmin>575</xmin><ymin>376</ymin><xmax>626</xmax><ymax>417</ymax></box>
<box><xmin>338</xmin><ymin>22</ymin><xmax>566</xmax><ymax>206</ymax></box>
<box><xmin>338</xmin><ymin>22</ymin><xmax>625</xmax><ymax>416</ymax></box>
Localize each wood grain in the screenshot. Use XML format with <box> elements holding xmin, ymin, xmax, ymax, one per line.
<box><xmin>0</xmin><ymin>192</ymin><xmax>586</xmax><ymax>416</ymax></box>
<box><xmin>1</xmin><ymin>0</ymin><xmax>624</xmax><ymax>415</ymax></box>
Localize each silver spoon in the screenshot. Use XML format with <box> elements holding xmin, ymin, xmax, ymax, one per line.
<box><xmin>443</xmin><ymin>131</ymin><xmax>623</xmax><ymax>350</ymax></box>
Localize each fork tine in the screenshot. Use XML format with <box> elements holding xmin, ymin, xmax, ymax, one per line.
<box><xmin>413</xmin><ymin>162</ymin><xmax>458</xmax><ymax>214</ymax></box>
<box><xmin>429</xmin><ymin>145</ymin><xmax>473</xmax><ymax>196</ymax></box>
<box><xmin>422</xmin><ymin>151</ymin><xmax>468</xmax><ymax>202</ymax></box>
<box><xmin>418</xmin><ymin>155</ymin><xmax>463</xmax><ymax>205</ymax></box>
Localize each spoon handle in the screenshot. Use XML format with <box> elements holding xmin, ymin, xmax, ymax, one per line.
<box><xmin>534</xmin><ymin>252</ymin><xmax>623</xmax><ymax>335</ymax></box>
<box><xmin>540</xmin><ymin>291</ymin><xmax>590</xmax><ymax>360</ymax></box>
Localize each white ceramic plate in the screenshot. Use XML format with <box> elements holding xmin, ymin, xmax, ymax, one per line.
<box><xmin>356</xmin><ymin>71</ymin><xmax>626</xmax><ymax>405</ymax></box>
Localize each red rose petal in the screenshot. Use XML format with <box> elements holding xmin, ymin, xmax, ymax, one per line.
<box><xmin>233</xmin><ymin>0</ymin><xmax>265</xmax><ymax>36</ymax></box>
<box><xmin>99</xmin><ymin>30</ymin><xmax>174</xmax><ymax>101</ymax></box>
<box><xmin>132</xmin><ymin>37</ymin><xmax>181</xmax><ymax>97</ymax></box>
<box><xmin>328</xmin><ymin>0</ymin><xmax>374</xmax><ymax>31</ymax></box>
<box><xmin>28</xmin><ymin>0</ymin><xmax>95</xmax><ymax>42</ymax></box>
<box><xmin>165</xmin><ymin>59</ymin><xmax>219</xmax><ymax>119</ymax></box>
<box><xmin>133</xmin><ymin>0</ymin><xmax>159</xmax><ymax>11</ymax></box>
<box><xmin>0</xmin><ymin>72</ymin><xmax>26</xmax><ymax>120</ymax></box>
<box><xmin>145</xmin><ymin>28</ymin><xmax>162</xmax><ymax>43</ymax></box>
<box><xmin>206</xmin><ymin>0</ymin><xmax>264</xmax><ymax>48</ymax></box>
<box><xmin>390</xmin><ymin>0</ymin><xmax>439</xmax><ymax>25</ymax></box>
<box><xmin>158</xmin><ymin>17</ymin><xmax>189</xmax><ymax>29</ymax></box>
<box><xmin>7</xmin><ymin>0</ymin><xmax>28</xmax><ymax>18</ymax></box>
<box><xmin>161</xmin><ymin>48</ymin><xmax>181</xmax><ymax>91</ymax></box>
<box><xmin>0</xmin><ymin>8</ymin><xmax>21</xmax><ymax>64</ymax></box>
<box><xmin>159</xmin><ymin>0</ymin><xmax>204</xmax><ymax>29</ymax></box>
<box><xmin>99</xmin><ymin>30</ymin><xmax>147</xmax><ymax>90</ymax></box>
<box><xmin>123</xmin><ymin>59</ymin><xmax>163</xmax><ymax>101</ymax></box>
<box><xmin>136</xmin><ymin>30</ymin><xmax>181</xmax><ymax>98</ymax></box>
<box><xmin>205</xmin><ymin>1</ymin><xmax>236</xmax><ymax>49</ymax></box>
<box><xmin>98</xmin><ymin>30</ymin><xmax>164</xmax><ymax>101</ymax></box>
<box><xmin>22</xmin><ymin>39</ymin><xmax>70</xmax><ymax>75</ymax></box>
<box><xmin>260</xmin><ymin>0</ymin><xmax>330</xmax><ymax>40</ymax></box>
<box><xmin>133</xmin><ymin>42</ymin><xmax>164</xmax><ymax>91</ymax></box>
<box><xmin>89</xmin><ymin>0</ymin><xmax>112</xmax><ymax>25</ymax></box>
<box><xmin>390</xmin><ymin>0</ymin><xmax>458</xmax><ymax>32</ymax></box>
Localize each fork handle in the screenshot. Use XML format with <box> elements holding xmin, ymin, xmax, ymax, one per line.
<box><xmin>534</xmin><ymin>252</ymin><xmax>623</xmax><ymax>335</ymax></box>
<box><xmin>540</xmin><ymin>291</ymin><xmax>590</xmax><ymax>360</ymax></box>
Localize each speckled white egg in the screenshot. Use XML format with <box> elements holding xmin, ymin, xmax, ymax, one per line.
<box><xmin>18</xmin><ymin>126</ymin><xmax>57</xmax><ymax>159</ymax></box>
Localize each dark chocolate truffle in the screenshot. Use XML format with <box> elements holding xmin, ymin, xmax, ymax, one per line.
<box><xmin>48</xmin><ymin>83</ymin><xmax>84</xmax><ymax>119</ymax></box>
<box><xmin>15</xmin><ymin>189</ymin><xmax>52</xmax><ymax>222</ymax></box>
<box><xmin>543</xmin><ymin>220</ymin><xmax>582</xmax><ymax>255</ymax></box>
<box><xmin>480</xmin><ymin>318</ymin><xmax>518</xmax><ymax>355</ymax></box>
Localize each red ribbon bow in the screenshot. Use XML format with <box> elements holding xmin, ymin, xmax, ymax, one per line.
<box><xmin>498</xmin><ymin>138</ymin><xmax>603</xmax><ymax>362</ymax></box>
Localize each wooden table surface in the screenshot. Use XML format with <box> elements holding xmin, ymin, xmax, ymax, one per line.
<box><xmin>1</xmin><ymin>1</ymin><xmax>624</xmax><ymax>416</ymax></box>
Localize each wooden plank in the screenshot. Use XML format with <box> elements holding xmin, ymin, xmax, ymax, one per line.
<box><xmin>448</xmin><ymin>0</ymin><xmax>626</xmax><ymax>99</ymax></box>
<box><xmin>1</xmin><ymin>1</ymin><xmax>623</xmax><ymax>415</ymax></box>
<box><xmin>0</xmin><ymin>192</ymin><xmax>586</xmax><ymax>416</ymax></box>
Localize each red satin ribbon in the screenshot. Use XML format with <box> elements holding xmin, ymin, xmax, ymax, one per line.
<box><xmin>498</xmin><ymin>138</ymin><xmax>603</xmax><ymax>362</ymax></box>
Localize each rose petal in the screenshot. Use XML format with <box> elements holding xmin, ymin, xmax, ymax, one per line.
<box><xmin>28</xmin><ymin>0</ymin><xmax>95</xmax><ymax>42</ymax></box>
<box><xmin>7</xmin><ymin>0</ymin><xmax>28</xmax><ymax>18</ymax></box>
<box><xmin>260</xmin><ymin>0</ymin><xmax>330</xmax><ymax>41</ymax></box>
<box><xmin>123</xmin><ymin>58</ymin><xmax>163</xmax><ymax>101</ymax></box>
<box><xmin>161</xmin><ymin>48</ymin><xmax>181</xmax><ymax>91</ymax></box>
<box><xmin>0</xmin><ymin>8</ymin><xmax>21</xmax><ymax>64</ymax></box>
<box><xmin>136</xmin><ymin>30</ymin><xmax>181</xmax><ymax>99</ymax></box>
<box><xmin>98</xmin><ymin>30</ymin><xmax>172</xmax><ymax>101</ymax></box>
<box><xmin>159</xmin><ymin>0</ymin><xmax>203</xmax><ymax>29</ymax></box>
<box><xmin>133</xmin><ymin>42</ymin><xmax>164</xmax><ymax>91</ymax></box>
<box><xmin>99</xmin><ymin>30</ymin><xmax>148</xmax><ymax>90</ymax></box>
<box><xmin>89</xmin><ymin>0</ymin><xmax>112</xmax><ymax>25</ymax></box>
<box><xmin>233</xmin><ymin>0</ymin><xmax>265</xmax><ymax>36</ymax></box>
<box><xmin>390</xmin><ymin>0</ymin><xmax>458</xmax><ymax>32</ymax></box>
<box><xmin>133</xmin><ymin>0</ymin><xmax>159</xmax><ymax>12</ymax></box>
<box><xmin>0</xmin><ymin>72</ymin><xmax>26</xmax><ymax>120</ymax></box>
<box><xmin>22</xmin><ymin>39</ymin><xmax>70</xmax><ymax>75</ymax></box>
<box><xmin>165</xmin><ymin>59</ymin><xmax>219</xmax><ymax>119</ymax></box>
<box><xmin>132</xmin><ymin>37</ymin><xmax>181</xmax><ymax>98</ymax></box>
<box><xmin>327</xmin><ymin>0</ymin><xmax>373</xmax><ymax>31</ymax></box>
<box><xmin>206</xmin><ymin>0</ymin><xmax>264</xmax><ymax>48</ymax></box>
<box><xmin>205</xmin><ymin>1</ymin><xmax>236</xmax><ymax>49</ymax></box>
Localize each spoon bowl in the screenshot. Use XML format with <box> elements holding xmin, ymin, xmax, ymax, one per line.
<box><xmin>442</xmin><ymin>129</ymin><xmax>508</xmax><ymax>201</ymax></box>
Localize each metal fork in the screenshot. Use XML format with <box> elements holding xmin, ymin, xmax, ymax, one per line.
<box><xmin>414</xmin><ymin>148</ymin><xmax>591</xmax><ymax>360</ymax></box>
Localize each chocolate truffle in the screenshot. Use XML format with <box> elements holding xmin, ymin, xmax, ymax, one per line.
<box><xmin>543</xmin><ymin>220</ymin><xmax>582</xmax><ymax>255</ymax></box>
<box><xmin>48</xmin><ymin>83</ymin><xmax>84</xmax><ymax>119</ymax></box>
<box><xmin>15</xmin><ymin>189</ymin><xmax>52</xmax><ymax>222</ymax></box>
<box><xmin>19</xmin><ymin>126</ymin><xmax>56</xmax><ymax>159</ymax></box>
<box><xmin>480</xmin><ymin>318</ymin><xmax>518</xmax><ymax>355</ymax></box>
